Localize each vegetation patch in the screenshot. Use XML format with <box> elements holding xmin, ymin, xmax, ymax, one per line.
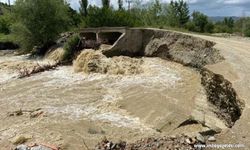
<box><xmin>63</xmin><ymin>34</ymin><xmax>81</xmax><ymax>62</ymax></box>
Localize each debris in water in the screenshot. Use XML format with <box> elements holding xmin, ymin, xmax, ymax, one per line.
<box><xmin>7</xmin><ymin>108</ymin><xmax>44</xmax><ymax>118</ymax></box>
<box><xmin>17</xmin><ymin>63</ymin><xmax>58</xmax><ymax>78</ymax></box>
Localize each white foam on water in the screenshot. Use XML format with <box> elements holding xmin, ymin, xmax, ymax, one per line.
<box><xmin>102</xmin><ymin>88</ymin><xmax>122</xmax><ymax>102</ymax></box>
<box><xmin>35</xmin><ymin>66</ymin><xmax>86</xmax><ymax>86</ymax></box>
<box><xmin>0</xmin><ymin>54</ymin><xmax>29</xmax><ymax>63</ymax></box>
<box><xmin>92</xmin><ymin>112</ymin><xmax>142</xmax><ymax>128</ymax></box>
<box><xmin>0</xmin><ymin>71</ymin><xmax>18</xmax><ymax>84</ymax></box>
<box><xmin>45</xmin><ymin>104</ymin><xmax>98</xmax><ymax>118</ymax></box>
<box><xmin>99</xmin><ymin>58</ymin><xmax>182</xmax><ymax>90</ymax></box>
<box><xmin>0</xmin><ymin>56</ymin><xmax>186</xmax><ymax>132</ymax></box>
<box><xmin>45</xmin><ymin>104</ymin><xmax>149</xmax><ymax>130</ymax></box>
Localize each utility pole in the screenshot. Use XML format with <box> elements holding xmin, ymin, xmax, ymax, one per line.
<box><xmin>126</xmin><ymin>0</ymin><xmax>132</xmax><ymax>11</ymax></box>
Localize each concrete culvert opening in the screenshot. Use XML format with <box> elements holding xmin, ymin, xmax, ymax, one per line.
<box><xmin>98</xmin><ymin>32</ymin><xmax>123</xmax><ymax>45</ymax></box>
<box><xmin>80</xmin><ymin>32</ymin><xmax>97</xmax><ymax>40</ymax></box>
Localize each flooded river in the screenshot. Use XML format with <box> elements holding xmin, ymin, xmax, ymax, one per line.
<box><xmin>0</xmin><ymin>50</ymin><xmax>209</xmax><ymax>149</ymax></box>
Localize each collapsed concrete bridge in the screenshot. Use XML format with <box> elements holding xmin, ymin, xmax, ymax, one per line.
<box><xmin>80</xmin><ymin>27</ymin><xmax>222</xmax><ymax>68</ymax></box>
<box><xmin>78</xmin><ymin>27</ymin><xmax>244</xmax><ymax>129</ymax></box>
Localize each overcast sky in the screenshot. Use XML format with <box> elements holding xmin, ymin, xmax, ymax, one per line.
<box><xmin>1</xmin><ymin>0</ymin><xmax>249</xmax><ymax>16</ymax></box>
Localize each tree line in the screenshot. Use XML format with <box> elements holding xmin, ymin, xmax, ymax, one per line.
<box><xmin>0</xmin><ymin>0</ymin><xmax>249</xmax><ymax>53</ymax></box>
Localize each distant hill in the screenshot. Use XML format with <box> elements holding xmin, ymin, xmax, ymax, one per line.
<box><xmin>209</xmin><ymin>16</ymin><xmax>241</xmax><ymax>22</ymax></box>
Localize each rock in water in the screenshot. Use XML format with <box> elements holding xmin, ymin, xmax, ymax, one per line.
<box><xmin>208</xmin><ymin>136</ymin><xmax>216</xmax><ymax>142</ymax></box>
<box><xmin>15</xmin><ymin>145</ymin><xmax>29</xmax><ymax>150</ymax></box>
<box><xmin>196</xmin><ymin>133</ymin><xmax>205</xmax><ymax>143</ymax></box>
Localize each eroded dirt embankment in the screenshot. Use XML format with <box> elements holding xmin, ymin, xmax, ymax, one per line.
<box><xmin>200</xmin><ymin>69</ymin><xmax>244</xmax><ymax>127</ymax></box>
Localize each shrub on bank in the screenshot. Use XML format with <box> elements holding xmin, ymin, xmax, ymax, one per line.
<box><xmin>85</xmin><ymin>6</ymin><xmax>140</xmax><ymax>27</ymax></box>
<box><xmin>0</xmin><ymin>15</ymin><xmax>11</xmax><ymax>34</ymax></box>
<box><xmin>11</xmin><ymin>0</ymin><xmax>70</xmax><ymax>52</ymax></box>
<box><xmin>63</xmin><ymin>34</ymin><xmax>80</xmax><ymax>61</ymax></box>
<box><xmin>244</xmin><ymin>22</ymin><xmax>250</xmax><ymax>37</ymax></box>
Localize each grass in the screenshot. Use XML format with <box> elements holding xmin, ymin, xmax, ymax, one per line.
<box><xmin>0</xmin><ymin>33</ymin><xmax>14</xmax><ymax>42</ymax></box>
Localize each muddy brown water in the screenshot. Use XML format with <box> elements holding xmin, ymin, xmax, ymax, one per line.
<box><xmin>0</xmin><ymin>51</ymin><xmax>216</xmax><ymax>149</ymax></box>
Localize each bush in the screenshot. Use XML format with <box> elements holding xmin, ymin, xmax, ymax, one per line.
<box><xmin>11</xmin><ymin>23</ymin><xmax>32</xmax><ymax>52</ymax></box>
<box><xmin>185</xmin><ymin>21</ymin><xmax>196</xmax><ymax>32</ymax></box>
<box><xmin>244</xmin><ymin>23</ymin><xmax>250</xmax><ymax>37</ymax></box>
<box><xmin>0</xmin><ymin>15</ymin><xmax>11</xmax><ymax>34</ymax></box>
<box><xmin>204</xmin><ymin>21</ymin><xmax>214</xmax><ymax>33</ymax></box>
<box><xmin>11</xmin><ymin>0</ymin><xmax>70</xmax><ymax>52</ymax></box>
<box><xmin>85</xmin><ymin>6</ymin><xmax>140</xmax><ymax>27</ymax></box>
<box><xmin>214</xmin><ymin>23</ymin><xmax>232</xmax><ymax>33</ymax></box>
<box><xmin>63</xmin><ymin>34</ymin><xmax>80</xmax><ymax>61</ymax></box>
<box><xmin>192</xmin><ymin>11</ymin><xmax>208</xmax><ymax>33</ymax></box>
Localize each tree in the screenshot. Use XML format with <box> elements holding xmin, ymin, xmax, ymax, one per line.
<box><xmin>152</xmin><ymin>0</ymin><xmax>162</xmax><ymax>20</ymax></box>
<box><xmin>244</xmin><ymin>24</ymin><xmax>250</xmax><ymax>37</ymax></box>
<box><xmin>204</xmin><ymin>21</ymin><xmax>214</xmax><ymax>33</ymax></box>
<box><xmin>79</xmin><ymin>0</ymin><xmax>88</xmax><ymax>16</ymax></box>
<box><xmin>118</xmin><ymin>0</ymin><xmax>123</xmax><ymax>10</ymax></box>
<box><xmin>0</xmin><ymin>15</ymin><xmax>11</xmax><ymax>34</ymax></box>
<box><xmin>102</xmin><ymin>0</ymin><xmax>110</xmax><ymax>8</ymax></box>
<box><xmin>140</xmin><ymin>0</ymin><xmax>162</xmax><ymax>26</ymax></box>
<box><xmin>234</xmin><ymin>17</ymin><xmax>250</xmax><ymax>36</ymax></box>
<box><xmin>85</xmin><ymin>6</ymin><xmax>140</xmax><ymax>27</ymax></box>
<box><xmin>192</xmin><ymin>11</ymin><xmax>208</xmax><ymax>32</ymax></box>
<box><xmin>12</xmin><ymin>0</ymin><xmax>69</xmax><ymax>53</ymax></box>
<box><xmin>186</xmin><ymin>11</ymin><xmax>214</xmax><ymax>33</ymax></box>
<box><xmin>167</xmin><ymin>1</ymin><xmax>179</xmax><ymax>27</ymax></box>
<box><xmin>243</xmin><ymin>18</ymin><xmax>250</xmax><ymax>37</ymax></box>
<box><xmin>167</xmin><ymin>0</ymin><xmax>190</xmax><ymax>27</ymax></box>
<box><xmin>177</xmin><ymin>0</ymin><xmax>189</xmax><ymax>26</ymax></box>
<box><xmin>68</xmin><ymin>6</ymin><xmax>82</xmax><ymax>27</ymax></box>
<box><xmin>0</xmin><ymin>5</ymin><xmax>3</xmax><ymax>15</ymax></box>
<box><xmin>223</xmin><ymin>17</ymin><xmax>234</xmax><ymax>29</ymax></box>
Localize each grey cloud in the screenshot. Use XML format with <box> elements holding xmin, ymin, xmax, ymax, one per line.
<box><xmin>0</xmin><ymin>0</ymin><xmax>249</xmax><ymax>16</ymax></box>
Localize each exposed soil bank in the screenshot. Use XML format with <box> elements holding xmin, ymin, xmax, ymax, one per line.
<box><xmin>200</xmin><ymin>68</ymin><xmax>244</xmax><ymax>127</ymax></box>
<box><xmin>102</xmin><ymin>29</ymin><xmax>223</xmax><ymax>68</ymax></box>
